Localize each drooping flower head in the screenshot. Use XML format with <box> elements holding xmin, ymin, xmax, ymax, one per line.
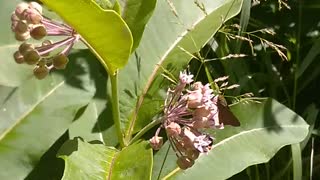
<box><xmin>11</xmin><ymin>2</ymin><xmax>80</xmax><ymax>79</ymax></box>
<box><xmin>150</xmin><ymin>71</ymin><xmax>240</xmax><ymax>169</ymax></box>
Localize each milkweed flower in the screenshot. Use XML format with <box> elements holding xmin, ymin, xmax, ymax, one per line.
<box><xmin>11</xmin><ymin>2</ymin><xmax>79</xmax><ymax>79</ymax></box>
<box><xmin>149</xmin><ymin>71</ymin><xmax>242</xmax><ymax>170</ymax></box>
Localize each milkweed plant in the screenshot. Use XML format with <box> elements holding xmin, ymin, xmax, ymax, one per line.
<box><xmin>1</xmin><ymin>1</ymin><xmax>310</xmax><ymax>180</ymax></box>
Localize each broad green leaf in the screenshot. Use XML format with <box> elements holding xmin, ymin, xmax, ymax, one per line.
<box><xmin>68</xmin><ymin>100</ymin><xmax>119</xmax><ymax>147</ymax></box>
<box><xmin>115</xmin><ymin>0</ymin><xmax>243</xmax><ymax>143</ymax></box>
<box><xmin>0</xmin><ymin>50</ymin><xmax>95</xmax><ymax>179</ymax></box>
<box><xmin>58</xmin><ymin>139</ymin><xmax>153</xmax><ymax>180</ymax></box>
<box><xmin>0</xmin><ymin>45</ymin><xmax>33</xmax><ymax>87</ymax></box>
<box><xmin>110</xmin><ymin>140</ymin><xmax>153</xmax><ymax>179</ymax></box>
<box><xmin>0</xmin><ymin>0</ymin><xmax>20</xmax><ymax>46</ymax></box>
<box><xmin>120</xmin><ymin>0</ymin><xmax>157</xmax><ymax>51</ymax></box>
<box><xmin>67</xmin><ymin>50</ymin><xmax>118</xmax><ymax>146</ymax></box>
<box><xmin>25</xmin><ymin>133</ymin><xmax>68</xmax><ymax>180</ymax></box>
<box><xmin>158</xmin><ymin>98</ymin><xmax>308</xmax><ymax>179</ymax></box>
<box><xmin>69</xmin><ymin>102</ymin><xmax>106</xmax><ymax>142</ymax></box>
<box><xmin>0</xmin><ymin>85</ymin><xmax>16</xmax><ymax>105</ymax></box>
<box><xmin>40</xmin><ymin>0</ymin><xmax>133</xmax><ymax>75</ymax></box>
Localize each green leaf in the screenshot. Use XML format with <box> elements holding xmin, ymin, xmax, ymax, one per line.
<box><xmin>110</xmin><ymin>140</ymin><xmax>153</xmax><ymax>179</ymax></box>
<box><xmin>0</xmin><ymin>50</ymin><xmax>95</xmax><ymax>179</ymax></box>
<box><xmin>115</xmin><ymin>0</ymin><xmax>243</xmax><ymax>143</ymax></box>
<box><xmin>25</xmin><ymin>132</ymin><xmax>68</xmax><ymax>180</ymax></box>
<box><xmin>162</xmin><ymin>98</ymin><xmax>308</xmax><ymax>179</ymax></box>
<box><xmin>66</xmin><ymin>50</ymin><xmax>119</xmax><ymax>146</ymax></box>
<box><xmin>120</xmin><ymin>0</ymin><xmax>157</xmax><ymax>51</ymax></box>
<box><xmin>0</xmin><ymin>45</ymin><xmax>34</xmax><ymax>87</ymax></box>
<box><xmin>58</xmin><ymin>139</ymin><xmax>153</xmax><ymax>180</ymax></box>
<box><xmin>40</xmin><ymin>0</ymin><xmax>133</xmax><ymax>75</ymax></box>
<box><xmin>235</xmin><ymin>0</ymin><xmax>251</xmax><ymax>52</ymax></box>
<box><xmin>68</xmin><ymin>100</ymin><xmax>119</xmax><ymax>147</ymax></box>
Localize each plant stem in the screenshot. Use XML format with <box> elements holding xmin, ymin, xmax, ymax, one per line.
<box><xmin>293</xmin><ymin>0</ymin><xmax>303</xmax><ymax>110</ymax></box>
<box><xmin>129</xmin><ymin>118</ymin><xmax>162</xmax><ymax>145</ymax></box>
<box><xmin>291</xmin><ymin>1</ymin><xmax>303</xmax><ymax>179</ymax></box>
<box><xmin>110</xmin><ymin>74</ymin><xmax>125</xmax><ymax>148</ymax></box>
<box><xmin>291</xmin><ymin>143</ymin><xmax>302</xmax><ymax>180</ymax></box>
<box><xmin>80</xmin><ymin>38</ymin><xmax>125</xmax><ymax>148</ymax></box>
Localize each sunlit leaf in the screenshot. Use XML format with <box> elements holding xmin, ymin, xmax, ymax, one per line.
<box><xmin>0</xmin><ymin>50</ymin><xmax>95</xmax><ymax>179</ymax></box>
<box><xmin>58</xmin><ymin>139</ymin><xmax>153</xmax><ymax>180</ymax></box>
<box><xmin>40</xmin><ymin>0</ymin><xmax>133</xmax><ymax>75</ymax></box>
<box><xmin>120</xmin><ymin>0</ymin><xmax>157</xmax><ymax>51</ymax></box>
<box><xmin>160</xmin><ymin>98</ymin><xmax>309</xmax><ymax>179</ymax></box>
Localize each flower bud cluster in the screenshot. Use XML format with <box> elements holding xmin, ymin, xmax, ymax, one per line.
<box><xmin>11</xmin><ymin>2</ymin><xmax>80</xmax><ymax>79</ymax></box>
<box><xmin>149</xmin><ymin>71</ymin><xmax>240</xmax><ymax>170</ymax></box>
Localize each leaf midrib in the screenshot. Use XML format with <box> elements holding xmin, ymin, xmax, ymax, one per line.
<box><xmin>165</xmin><ymin>124</ymin><xmax>309</xmax><ymax>178</ymax></box>
<box><xmin>0</xmin><ymin>81</ymin><xmax>65</xmax><ymax>142</ymax></box>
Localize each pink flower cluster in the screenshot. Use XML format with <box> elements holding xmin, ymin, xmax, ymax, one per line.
<box><xmin>11</xmin><ymin>2</ymin><xmax>79</xmax><ymax>79</ymax></box>
<box><xmin>150</xmin><ymin>71</ymin><xmax>239</xmax><ymax>169</ymax></box>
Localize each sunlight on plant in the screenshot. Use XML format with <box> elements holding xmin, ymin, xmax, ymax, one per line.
<box><xmin>0</xmin><ymin>0</ymin><xmax>316</xmax><ymax>179</ymax></box>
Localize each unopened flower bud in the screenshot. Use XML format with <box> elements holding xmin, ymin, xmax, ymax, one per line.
<box><xmin>19</xmin><ymin>42</ymin><xmax>34</xmax><ymax>55</ymax></box>
<box><xmin>24</xmin><ymin>50</ymin><xmax>40</xmax><ymax>65</ymax></box>
<box><xmin>181</xmin><ymin>128</ymin><xmax>197</xmax><ymax>149</ymax></box>
<box><xmin>177</xmin><ymin>156</ymin><xmax>194</xmax><ymax>170</ymax></box>
<box><xmin>11</xmin><ymin>21</ymin><xmax>18</xmax><ymax>32</ymax></box>
<box><xmin>149</xmin><ymin>136</ymin><xmax>163</xmax><ymax>150</ymax></box>
<box><xmin>192</xmin><ymin>82</ymin><xmax>203</xmax><ymax>90</ymax></box>
<box><xmin>53</xmin><ymin>54</ymin><xmax>69</xmax><ymax>69</ymax></box>
<box><xmin>187</xmin><ymin>90</ymin><xmax>203</xmax><ymax>108</ymax></box>
<box><xmin>23</xmin><ymin>8</ymin><xmax>42</xmax><ymax>24</ymax></box>
<box><xmin>13</xmin><ymin>51</ymin><xmax>24</xmax><ymax>64</ymax></box>
<box><xmin>166</xmin><ymin>122</ymin><xmax>181</xmax><ymax>137</ymax></box>
<box><xmin>191</xmin><ymin>117</ymin><xmax>209</xmax><ymax>129</ymax></box>
<box><xmin>30</xmin><ymin>25</ymin><xmax>47</xmax><ymax>40</ymax></box>
<box><xmin>11</xmin><ymin>13</ymin><xmax>19</xmax><ymax>22</ymax></box>
<box><xmin>28</xmin><ymin>2</ymin><xmax>43</xmax><ymax>14</ymax></box>
<box><xmin>15</xmin><ymin>31</ymin><xmax>30</xmax><ymax>41</ymax></box>
<box><xmin>37</xmin><ymin>59</ymin><xmax>47</xmax><ymax>66</ymax></box>
<box><xmin>15</xmin><ymin>21</ymin><xmax>28</xmax><ymax>33</ymax></box>
<box><xmin>193</xmin><ymin>107</ymin><xmax>211</xmax><ymax>118</ymax></box>
<box><xmin>15</xmin><ymin>2</ymin><xmax>29</xmax><ymax>19</ymax></box>
<box><xmin>186</xmin><ymin>149</ymin><xmax>200</xmax><ymax>160</ymax></box>
<box><xmin>42</xmin><ymin>40</ymin><xmax>53</xmax><ymax>46</ymax></box>
<box><xmin>33</xmin><ymin>65</ymin><xmax>49</xmax><ymax>79</ymax></box>
<box><xmin>40</xmin><ymin>40</ymin><xmax>53</xmax><ymax>56</ymax></box>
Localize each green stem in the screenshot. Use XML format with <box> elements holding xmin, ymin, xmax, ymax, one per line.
<box><xmin>291</xmin><ymin>1</ymin><xmax>303</xmax><ymax>179</ymax></box>
<box><xmin>255</xmin><ymin>165</ymin><xmax>260</xmax><ymax>180</ymax></box>
<box><xmin>203</xmin><ymin>62</ymin><xmax>219</xmax><ymax>92</ymax></box>
<box><xmin>265</xmin><ymin>162</ymin><xmax>270</xmax><ymax>180</ymax></box>
<box><xmin>80</xmin><ymin>38</ymin><xmax>124</xmax><ymax>148</ymax></box>
<box><xmin>246</xmin><ymin>166</ymin><xmax>252</xmax><ymax>180</ymax></box>
<box><xmin>129</xmin><ymin>118</ymin><xmax>162</xmax><ymax>145</ymax></box>
<box><xmin>293</xmin><ymin>0</ymin><xmax>302</xmax><ymax>109</ymax></box>
<box><xmin>291</xmin><ymin>143</ymin><xmax>302</xmax><ymax>180</ymax></box>
<box><xmin>110</xmin><ymin>74</ymin><xmax>125</xmax><ymax>148</ymax></box>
